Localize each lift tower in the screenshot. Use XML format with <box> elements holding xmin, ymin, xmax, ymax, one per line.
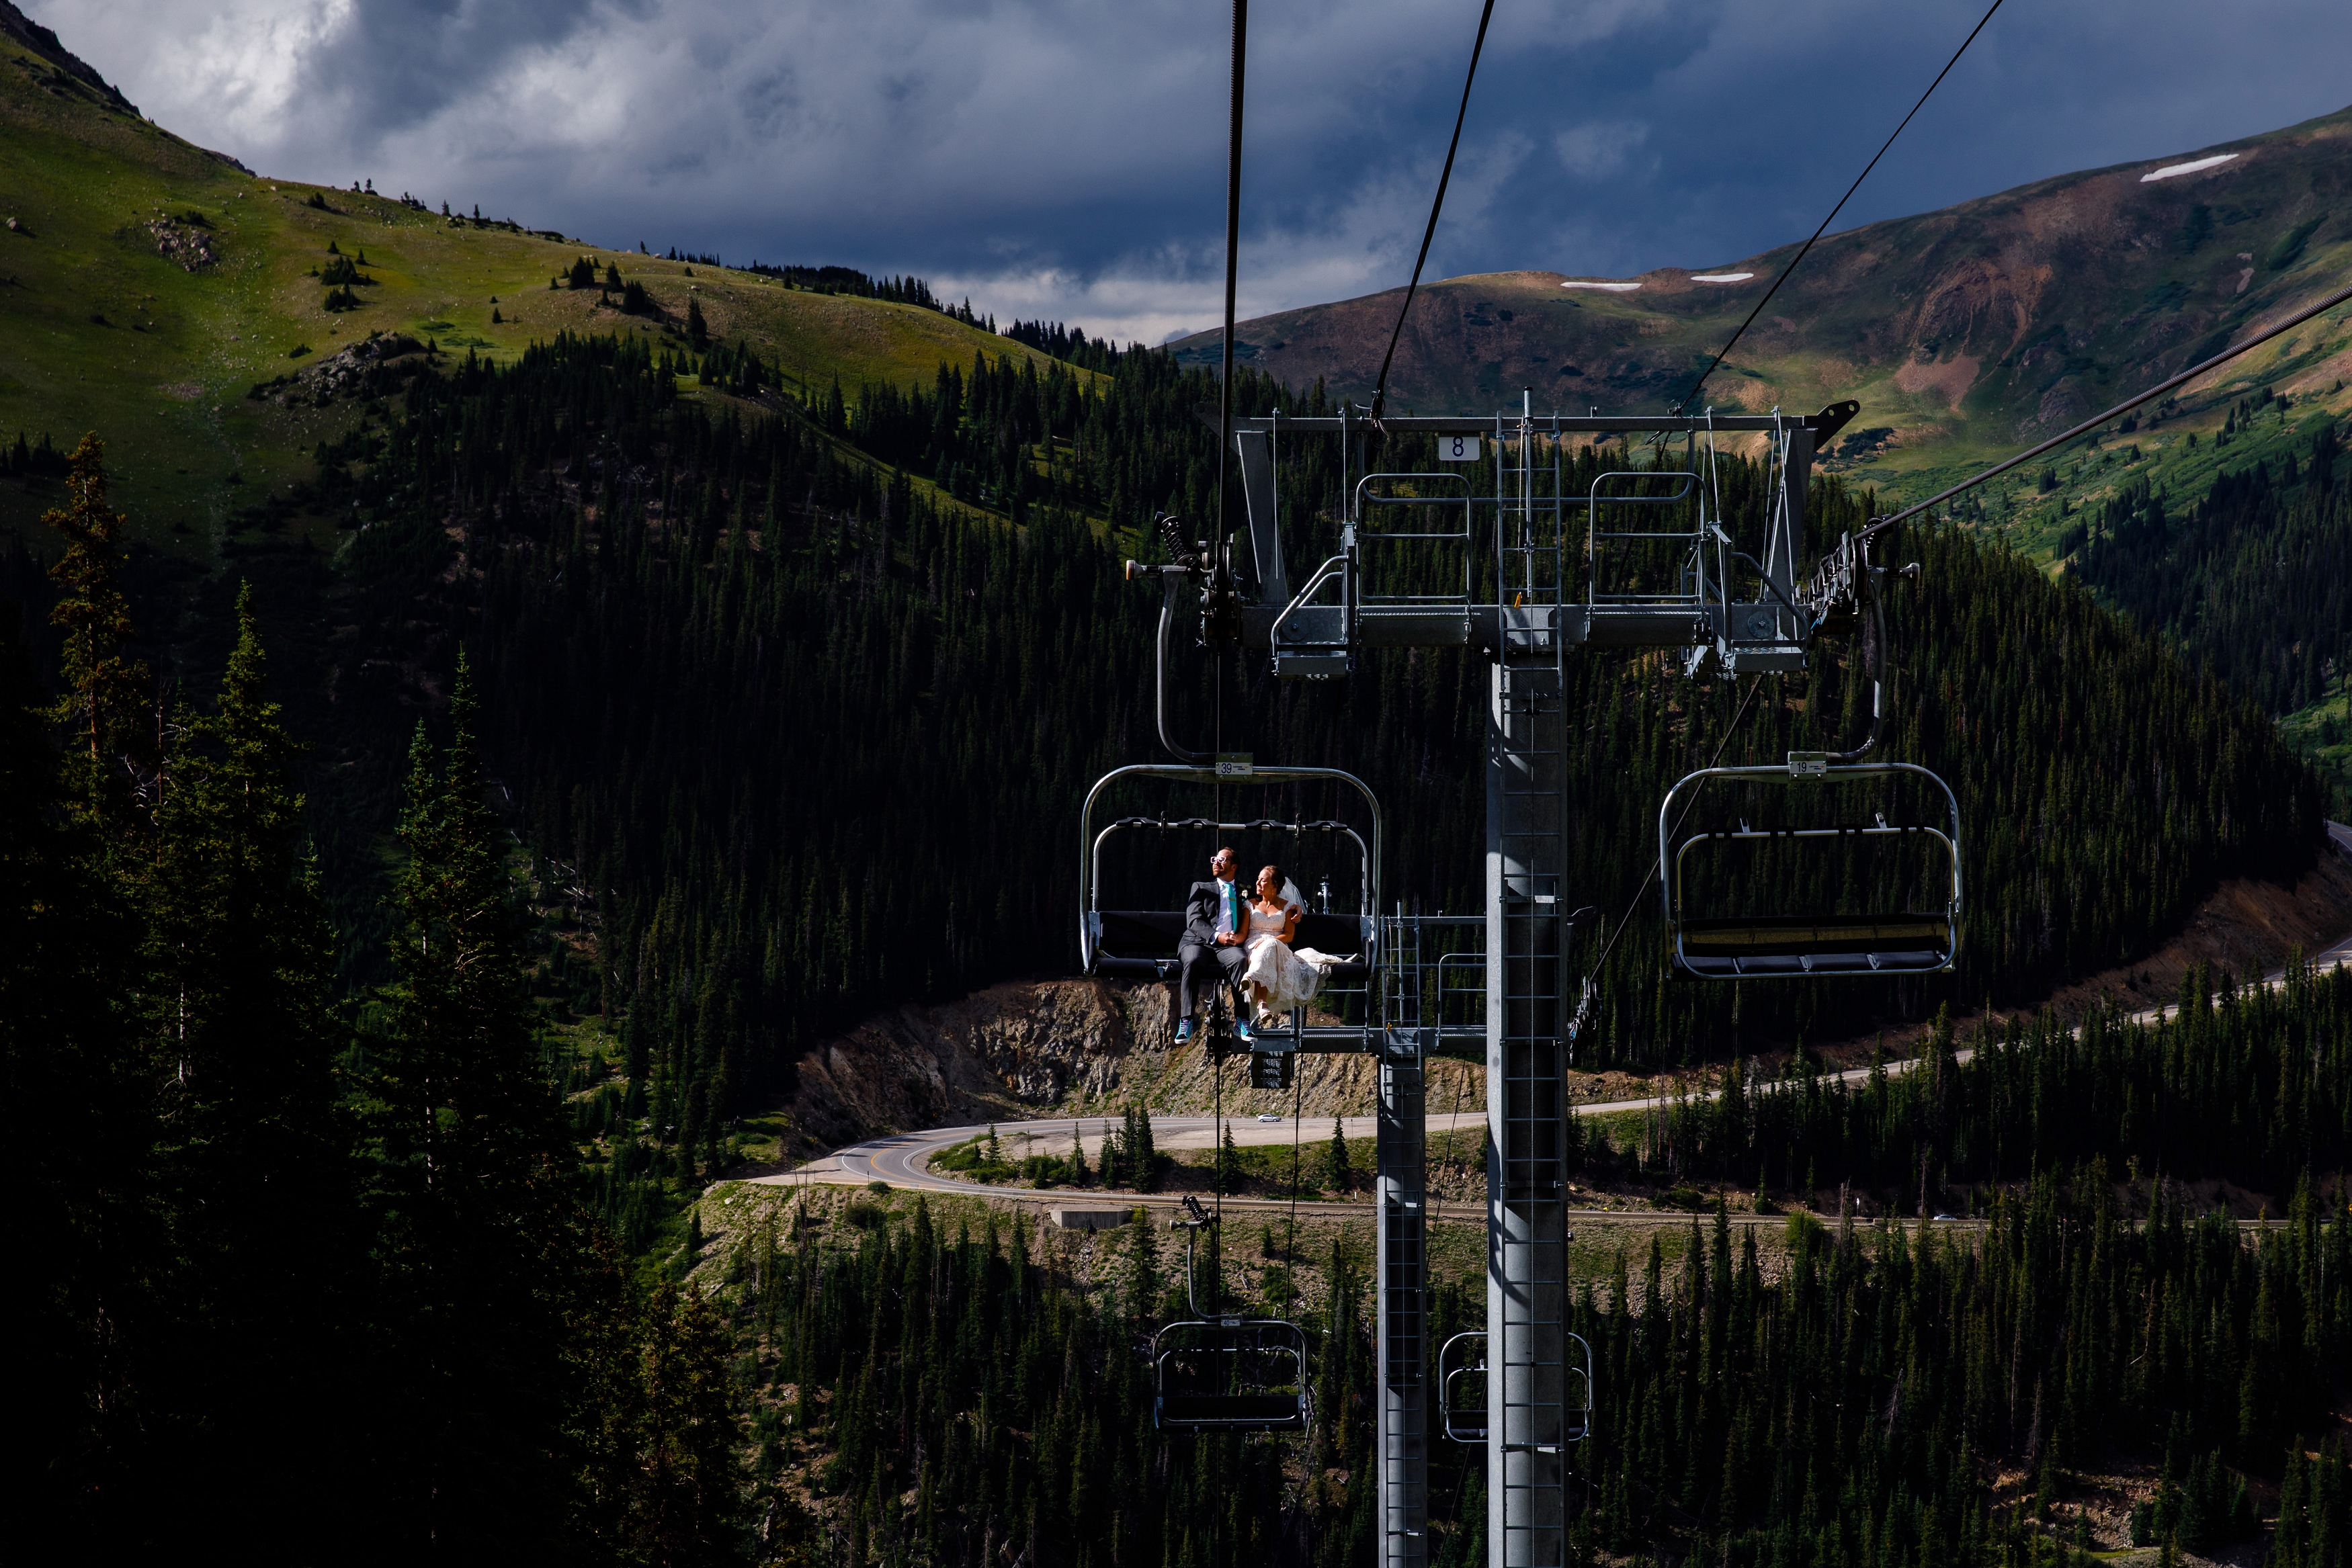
<box><xmin>1206</xmin><ymin>397</ymin><xmax>1859</xmax><ymax>1568</ymax></box>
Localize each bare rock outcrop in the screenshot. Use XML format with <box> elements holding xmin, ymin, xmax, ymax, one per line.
<box><xmin>1</xmin><ymin>1</ymin><xmax>140</xmax><ymax>115</ymax></box>
<box><xmin>248</xmin><ymin>333</ymin><xmax>426</xmax><ymax>407</ymax></box>
<box><xmin>144</xmin><ymin>215</ymin><xmax>216</xmax><ymax>271</ymax></box>
<box><xmin>784</xmin><ymin>976</ymin><xmax>1482</xmax><ymax>1153</ymax></box>
<box><xmin>789</xmin><ymin>979</ymin><xmax>1137</xmax><ymax>1149</ymax></box>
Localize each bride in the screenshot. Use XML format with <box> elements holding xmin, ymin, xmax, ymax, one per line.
<box><xmin>1241</xmin><ymin>863</ymin><xmax>1321</xmax><ymax>1025</ymax></box>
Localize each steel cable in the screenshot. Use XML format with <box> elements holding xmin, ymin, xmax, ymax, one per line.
<box><xmin>1588</xmin><ymin>674</ymin><xmax>1765</xmax><ymax>979</ymax></box>
<box><xmin>1672</xmin><ymin>0</ymin><xmax>2005</xmax><ymax>417</ymax></box>
<box><xmin>1857</xmin><ymin>273</ymin><xmax>2352</xmax><ymax>539</ymax></box>
<box><xmin>1215</xmin><ymin>0</ymin><xmax>1249</xmax><ymax>539</ymax></box>
<box><xmin>1368</xmin><ymin>0</ymin><xmax>1499</xmax><ymax>427</ymax></box>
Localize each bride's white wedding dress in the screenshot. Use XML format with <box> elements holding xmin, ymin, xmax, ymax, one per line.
<box><xmin>1242</xmin><ymin>900</ymin><xmax>1322</xmax><ymax>1014</ymax></box>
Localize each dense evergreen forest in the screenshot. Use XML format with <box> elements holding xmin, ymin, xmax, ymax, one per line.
<box><xmin>272</xmin><ymin>326</ymin><xmax>2320</xmax><ymax>1127</ymax></box>
<box><xmin>2077</xmin><ymin>408</ymin><xmax>2351</xmax><ymax>801</ymax></box>
<box><xmin>8</xmin><ymin>313</ymin><xmax>2351</xmax><ymax>1565</ymax></box>
<box><xmin>1556</xmin><ymin>1171</ymin><xmax>2350</xmax><ymax>1568</ymax></box>
<box><xmin>6</xmin><ymin>439</ymin><xmax>747</xmax><ymax>1559</ymax></box>
<box><xmin>1591</xmin><ymin>960</ymin><xmax>2352</xmax><ymax>1211</ymax></box>
<box><xmin>666</xmin><ymin>967</ymin><xmax>2352</xmax><ymax>1568</ymax></box>
<box><xmin>2078</xmin><ymin>406</ymin><xmax>2345</xmax><ymax>713</ymax></box>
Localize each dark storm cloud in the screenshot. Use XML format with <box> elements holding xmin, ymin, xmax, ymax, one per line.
<box><xmin>58</xmin><ymin>0</ymin><xmax>2352</xmax><ymax>340</ymax></box>
<box><xmin>301</xmin><ymin>0</ymin><xmax>609</xmax><ymax>134</ymax></box>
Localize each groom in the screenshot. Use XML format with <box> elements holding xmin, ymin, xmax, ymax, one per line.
<box><xmin>1175</xmin><ymin>846</ymin><xmax>1252</xmax><ymax>1044</ymax></box>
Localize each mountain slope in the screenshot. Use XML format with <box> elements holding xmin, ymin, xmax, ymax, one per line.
<box><xmin>1174</xmin><ymin>105</ymin><xmax>2352</xmax><ymax>519</ymax></box>
<box><xmin>0</xmin><ymin>37</ymin><xmax>1061</xmax><ymax>552</ymax></box>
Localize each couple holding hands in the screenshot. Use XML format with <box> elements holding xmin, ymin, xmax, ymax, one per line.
<box><xmin>1173</xmin><ymin>845</ymin><xmax>1326</xmax><ymax>1043</ymax></box>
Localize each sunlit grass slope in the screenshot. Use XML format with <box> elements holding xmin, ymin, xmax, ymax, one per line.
<box><xmin>0</xmin><ymin>46</ymin><xmax>1058</xmax><ymax>554</ymax></box>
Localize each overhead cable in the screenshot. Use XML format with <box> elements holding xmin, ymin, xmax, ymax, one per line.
<box><xmin>1862</xmin><ymin>274</ymin><xmax>2352</xmax><ymax>536</ymax></box>
<box><xmin>1673</xmin><ymin>0</ymin><xmax>2005</xmax><ymax>417</ymax></box>
<box><xmin>1368</xmin><ymin>0</ymin><xmax>1499</xmax><ymax>427</ymax></box>
<box><xmin>1216</xmin><ymin>0</ymin><xmax>1249</xmax><ymax>540</ymax></box>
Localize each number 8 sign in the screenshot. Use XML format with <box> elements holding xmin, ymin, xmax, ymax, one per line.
<box><xmin>1438</xmin><ymin>434</ymin><xmax>1480</xmax><ymax>462</ymax></box>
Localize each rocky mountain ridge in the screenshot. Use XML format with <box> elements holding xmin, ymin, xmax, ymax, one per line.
<box><xmin>1171</xmin><ymin>105</ymin><xmax>2352</xmax><ymax>511</ymax></box>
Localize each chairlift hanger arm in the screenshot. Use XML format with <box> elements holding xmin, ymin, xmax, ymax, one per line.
<box><xmin>1790</xmin><ymin>528</ymin><xmax>1908</xmax><ymax>762</ymax></box>
<box><xmin>1142</xmin><ymin>572</ymin><xmax>1214</xmax><ymax>767</ymax></box>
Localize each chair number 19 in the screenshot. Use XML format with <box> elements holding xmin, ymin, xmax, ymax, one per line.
<box><xmin>1439</xmin><ymin>435</ymin><xmax>1480</xmax><ymax>462</ymax></box>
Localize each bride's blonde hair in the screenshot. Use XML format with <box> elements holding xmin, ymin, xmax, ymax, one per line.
<box><xmin>1256</xmin><ymin>864</ymin><xmax>1285</xmax><ymax>902</ymax></box>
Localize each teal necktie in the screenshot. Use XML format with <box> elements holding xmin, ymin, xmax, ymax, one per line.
<box><xmin>1222</xmin><ymin>881</ymin><xmax>1236</xmax><ymax>935</ymax></box>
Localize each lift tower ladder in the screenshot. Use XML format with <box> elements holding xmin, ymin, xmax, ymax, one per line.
<box><xmin>1490</xmin><ymin>395</ymin><xmax>1576</xmax><ymax>1565</ymax></box>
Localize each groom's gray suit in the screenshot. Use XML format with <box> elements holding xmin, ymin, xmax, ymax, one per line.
<box><xmin>1176</xmin><ymin>877</ymin><xmax>1248</xmax><ymax>1019</ymax></box>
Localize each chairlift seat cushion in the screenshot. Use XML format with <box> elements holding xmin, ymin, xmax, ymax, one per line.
<box><xmin>1093</xmin><ymin>910</ymin><xmax>1372</xmax><ymax>983</ymax></box>
<box><xmin>1673</xmin><ymin>912</ymin><xmax>1952</xmax><ymax>977</ymax></box>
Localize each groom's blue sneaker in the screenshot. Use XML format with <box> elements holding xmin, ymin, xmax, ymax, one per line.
<box><xmin>1234</xmin><ymin>1017</ymin><xmax>1254</xmax><ymax>1043</ymax></box>
<box><xmin>1174</xmin><ymin>1018</ymin><xmax>1194</xmax><ymax>1043</ymax></box>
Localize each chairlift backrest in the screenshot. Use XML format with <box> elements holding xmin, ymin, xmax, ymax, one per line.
<box><xmin>1658</xmin><ymin>760</ymin><xmax>1962</xmax><ymax>979</ymax></box>
<box><xmin>1153</xmin><ymin>1318</ymin><xmax>1313</xmax><ymax>1434</ymax></box>
<box><xmin>1088</xmin><ymin>909</ymin><xmax>1378</xmax><ymax>984</ymax></box>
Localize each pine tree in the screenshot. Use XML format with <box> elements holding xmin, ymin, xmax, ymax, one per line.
<box><xmin>42</xmin><ymin>433</ymin><xmax>146</xmax><ymax>812</ymax></box>
<box><xmin>1326</xmin><ymin>1118</ymin><xmax>1352</xmax><ymax>1194</ymax></box>
<box><xmin>0</xmin><ymin>603</ymin><xmax>151</xmax><ymax>1543</ymax></box>
<box><xmin>632</xmin><ymin>1281</ymin><xmax>749</xmax><ymax>1564</ymax></box>
<box><xmin>136</xmin><ymin>584</ymin><xmax>351</xmax><ymax>1547</ymax></box>
<box><xmin>360</xmin><ymin>650</ymin><xmax>578</xmax><ymax>1553</ymax></box>
<box><xmin>687</xmin><ymin>296</ymin><xmax>709</xmax><ymax>351</ymax></box>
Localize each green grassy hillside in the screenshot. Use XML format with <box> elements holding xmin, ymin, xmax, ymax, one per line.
<box><xmin>0</xmin><ymin>44</ymin><xmax>1059</xmax><ymax>553</ymax></box>
<box><xmin>1173</xmin><ymin>105</ymin><xmax>2352</xmax><ymax>537</ymax></box>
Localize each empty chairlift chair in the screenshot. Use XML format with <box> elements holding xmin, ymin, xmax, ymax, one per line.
<box><xmin>1437</xmin><ymin>1332</ymin><xmax>1489</xmax><ymax>1444</ymax></box>
<box><xmin>1152</xmin><ymin>1197</ymin><xmax>1312</xmax><ymax>1434</ymax></box>
<box><xmin>1658</xmin><ymin>758</ymin><xmax>1962</xmax><ymax>978</ymax></box>
<box><xmin>1437</xmin><ymin>1329</ymin><xmax>1593</xmax><ymax>1448</ymax></box>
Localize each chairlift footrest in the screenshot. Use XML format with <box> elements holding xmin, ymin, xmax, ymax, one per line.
<box><xmin>1272</xmin><ymin>651</ymin><xmax>1352</xmax><ymax>680</ymax></box>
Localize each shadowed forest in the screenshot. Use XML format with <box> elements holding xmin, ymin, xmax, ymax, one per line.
<box><xmin>6</xmin><ymin>324</ymin><xmax>2351</xmax><ymax>1563</ymax></box>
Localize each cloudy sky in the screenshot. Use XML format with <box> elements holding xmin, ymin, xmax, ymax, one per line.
<box><xmin>58</xmin><ymin>0</ymin><xmax>2352</xmax><ymax>344</ymax></box>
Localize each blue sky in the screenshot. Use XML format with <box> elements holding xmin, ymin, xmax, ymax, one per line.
<box><xmin>61</xmin><ymin>0</ymin><xmax>2352</xmax><ymax>344</ymax></box>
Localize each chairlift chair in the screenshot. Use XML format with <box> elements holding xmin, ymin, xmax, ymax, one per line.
<box><xmin>1152</xmin><ymin>1196</ymin><xmax>1312</xmax><ymax>1434</ymax></box>
<box><xmin>1437</xmin><ymin>1330</ymin><xmax>1593</xmax><ymax>1447</ymax></box>
<box><xmin>1658</xmin><ymin>758</ymin><xmax>1961</xmax><ymax>979</ymax></box>
<box><xmin>1658</xmin><ymin>524</ymin><xmax>1962</xmax><ymax>979</ymax></box>
<box><xmin>1078</xmin><ymin>764</ymin><xmax>1386</xmax><ymax>1037</ymax></box>
<box><xmin>1437</xmin><ymin>1331</ymin><xmax>1488</xmax><ymax>1443</ymax></box>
